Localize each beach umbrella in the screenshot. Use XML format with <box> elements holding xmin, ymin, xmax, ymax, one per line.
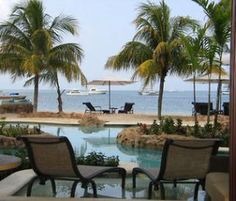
<box><xmin>87</xmin><ymin>77</ymin><xmax>135</xmax><ymax>109</ymax></box>
<box><xmin>185</xmin><ymin>73</ymin><xmax>230</xmax><ymax>110</ymax></box>
<box><xmin>184</xmin><ymin>73</ymin><xmax>230</xmax><ymax>84</ymax></box>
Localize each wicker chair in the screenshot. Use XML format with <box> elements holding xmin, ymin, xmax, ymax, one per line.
<box><xmin>19</xmin><ymin>136</ymin><xmax>126</xmax><ymax>197</ymax></box>
<box><xmin>132</xmin><ymin>139</ymin><xmax>220</xmax><ymax>200</ymax></box>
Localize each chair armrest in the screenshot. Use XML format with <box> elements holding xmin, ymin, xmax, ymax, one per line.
<box><xmin>209</xmin><ymin>156</ymin><xmax>229</xmax><ymax>173</ymax></box>
<box><xmin>94</xmin><ymin>106</ymin><xmax>102</xmax><ymax>109</ymax></box>
<box><xmin>120</xmin><ymin>106</ymin><xmax>124</xmax><ymax>109</ymax></box>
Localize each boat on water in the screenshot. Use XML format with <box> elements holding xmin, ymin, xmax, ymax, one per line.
<box><xmin>222</xmin><ymin>84</ymin><xmax>230</xmax><ymax>95</ymax></box>
<box><xmin>138</xmin><ymin>90</ymin><xmax>159</xmax><ymax>96</ymax></box>
<box><xmin>0</xmin><ymin>92</ymin><xmax>26</xmax><ymax>100</ymax></box>
<box><xmin>66</xmin><ymin>88</ymin><xmax>107</xmax><ymax>96</ymax></box>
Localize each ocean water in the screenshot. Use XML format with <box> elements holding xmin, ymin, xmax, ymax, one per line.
<box><xmin>3</xmin><ymin>89</ymin><xmax>229</xmax><ymax>115</ymax></box>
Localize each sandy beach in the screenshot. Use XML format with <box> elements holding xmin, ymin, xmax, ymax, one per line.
<box><xmin>0</xmin><ymin>112</ymin><xmax>229</xmax><ymax>126</ymax></box>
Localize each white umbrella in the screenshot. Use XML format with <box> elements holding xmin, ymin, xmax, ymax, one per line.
<box><xmin>185</xmin><ymin>73</ymin><xmax>230</xmax><ymax>84</ymax></box>
<box><xmin>87</xmin><ymin>77</ymin><xmax>135</xmax><ymax>109</ymax></box>
<box><xmin>185</xmin><ymin>73</ymin><xmax>230</xmax><ymax>110</ymax></box>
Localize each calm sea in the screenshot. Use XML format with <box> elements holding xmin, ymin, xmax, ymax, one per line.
<box><xmin>3</xmin><ymin>89</ymin><xmax>229</xmax><ymax>115</ymax></box>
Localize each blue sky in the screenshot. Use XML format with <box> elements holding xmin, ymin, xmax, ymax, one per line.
<box><xmin>0</xmin><ymin>0</ymin><xmax>220</xmax><ymax>91</ymax></box>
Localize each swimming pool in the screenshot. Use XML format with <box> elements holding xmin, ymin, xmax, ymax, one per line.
<box><xmin>13</xmin><ymin>124</ymin><xmax>205</xmax><ymax>200</ymax></box>
<box><xmin>40</xmin><ymin>125</ymin><xmax>162</xmax><ymax>168</ymax></box>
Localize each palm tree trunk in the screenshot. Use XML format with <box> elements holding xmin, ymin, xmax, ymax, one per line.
<box><xmin>158</xmin><ymin>75</ymin><xmax>165</xmax><ymax>120</ymax></box>
<box><xmin>33</xmin><ymin>74</ymin><xmax>39</xmax><ymax>113</ymax></box>
<box><xmin>55</xmin><ymin>74</ymin><xmax>63</xmax><ymax>113</ymax></box>
<box><xmin>207</xmin><ymin>75</ymin><xmax>211</xmax><ymax>124</ymax></box>
<box><xmin>193</xmin><ymin>73</ymin><xmax>198</xmax><ymax>126</ymax></box>
<box><xmin>214</xmin><ymin>53</ymin><xmax>223</xmax><ymax>128</ymax></box>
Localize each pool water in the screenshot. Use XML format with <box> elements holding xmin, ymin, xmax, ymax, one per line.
<box><xmin>14</xmin><ymin>124</ymin><xmax>206</xmax><ymax>200</ymax></box>
<box><xmin>15</xmin><ymin>176</ymin><xmax>205</xmax><ymax>200</ymax></box>
<box><xmin>40</xmin><ymin>125</ymin><xmax>162</xmax><ymax>168</ymax></box>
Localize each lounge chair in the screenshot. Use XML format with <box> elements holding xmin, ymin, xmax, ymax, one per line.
<box><xmin>132</xmin><ymin>139</ymin><xmax>220</xmax><ymax>200</ymax></box>
<box><xmin>192</xmin><ymin>102</ymin><xmax>214</xmax><ymax>115</ymax></box>
<box><xmin>18</xmin><ymin>136</ymin><xmax>126</xmax><ymax>197</ymax></box>
<box><xmin>83</xmin><ymin>102</ymin><xmax>110</xmax><ymax>114</ymax></box>
<box><xmin>118</xmin><ymin>102</ymin><xmax>134</xmax><ymax>114</ymax></box>
<box><xmin>223</xmin><ymin>102</ymin><xmax>229</xmax><ymax>115</ymax></box>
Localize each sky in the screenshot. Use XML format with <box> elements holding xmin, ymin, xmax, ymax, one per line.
<box><xmin>0</xmin><ymin>0</ymin><xmax>222</xmax><ymax>91</ymax></box>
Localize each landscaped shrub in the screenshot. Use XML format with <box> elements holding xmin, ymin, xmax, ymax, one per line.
<box><xmin>76</xmin><ymin>151</ymin><xmax>119</xmax><ymax>167</ymax></box>
<box><xmin>0</xmin><ymin>119</ymin><xmax>41</xmax><ymax>138</ymax></box>
<box><xmin>160</xmin><ymin>117</ymin><xmax>176</xmax><ymax>134</ymax></box>
<box><xmin>137</xmin><ymin>117</ymin><xmax>229</xmax><ymax>146</ymax></box>
<box><xmin>79</xmin><ymin>115</ymin><xmax>105</xmax><ymax>127</ymax></box>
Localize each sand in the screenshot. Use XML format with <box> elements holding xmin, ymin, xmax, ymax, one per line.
<box><xmin>0</xmin><ymin>112</ymin><xmax>229</xmax><ymax>126</ymax></box>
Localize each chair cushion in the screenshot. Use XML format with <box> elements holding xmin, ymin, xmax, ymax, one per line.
<box><xmin>77</xmin><ymin>165</ymin><xmax>121</xmax><ymax>179</ymax></box>
<box><xmin>205</xmin><ymin>172</ymin><xmax>229</xmax><ymax>201</ymax></box>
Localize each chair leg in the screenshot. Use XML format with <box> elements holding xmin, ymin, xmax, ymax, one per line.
<box><xmin>120</xmin><ymin>169</ymin><xmax>126</xmax><ymax>189</ymax></box>
<box><xmin>71</xmin><ymin>181</ymin><xmax>79</xmax><ymax>197</ymax></box>
<box><xmin>132</xmin><ymin>171</ymin><xmax>137</xmax><ymax>188</ymax></box>
<box><xmin>27</xmin><ymin>176</ymin><xmax>38</xmax><ymax>197</ymax></box>
<box><xmin>200</xmin><ymin>179</ymin><xmax>206</xmax><ymax>190</ymax></box>
<box><xmin>160</xmin><ymin>182</ymin><xmax>165</xmax><ymax>200</ymax></box>
<box><xmin>173</xmin><ymin>180</ymin><xmax>177</xmax><ymax>188</ymax></box>
<box><xmin>148</xmin><ymin>182</ymin><xmax>153</xmax><ymax>199</ymax></box>
<box><xmin>154</xmin><ymin>183</ymin><xmax>159</xmax><ymax>190</ymax></box>
<box><xmin>121</xmin><ymin>188</ymin><xmax>125</xmax><ymax>199</ymax></box>
<box><xmin>49</xmin><ymin>179</ymin><xmax>56</xmax><ymax>196</ymax></box>
<box><xmin>194</xmin><ymin>182</ymin><xmax>200</xmax><ymax>201</ymax></box>
<box><xmin>90</xmin><ymin>180</ymin><xmax>97</xmax><ymax>198</ymax></box>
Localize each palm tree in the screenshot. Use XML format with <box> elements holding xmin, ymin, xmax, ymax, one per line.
<box><xmin>40</xmin><ymin>40</ymin><xmax>86</xmax><ymax>113</ymax></box>
<box><xmin>106</xmin><ymin>0</ymin><xmax>197</xmax><ymax>119</ymax></box>
<box><xmin>181</xmin><ymin>25</ymin><xmax>207</xmax><ymax>126</ymax></box>
<box><xmin>192</xmin><ymin>0</ymin><xmax>231</xmax><ymax>127</ymax></box>
<box><xmin>0</xmin><ymin>0</ymin><xmax>84</xmax><ymax>112</ymax></box>
<box><xmin>202</xmin><ymin>37</ymin><xmax>219</xmax><ymax>124</ymax></box>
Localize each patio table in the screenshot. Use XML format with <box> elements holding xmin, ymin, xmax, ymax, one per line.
<box><xmin>0</xmin><ymin>154</ymin><xmax>21</xmax><ymax>172</ymax></box>
<box><xmin>110</xmin><ymin>107</ymin><xmax>118</xmax><ymax>113</ymax></box>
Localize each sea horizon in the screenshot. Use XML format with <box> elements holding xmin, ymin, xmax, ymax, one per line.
<box><xmin>1</xmin><ymin>89</ymin><xmax>229</xmax><ymax>116</ymax></box>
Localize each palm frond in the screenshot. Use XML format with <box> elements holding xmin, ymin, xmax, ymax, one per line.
<box><xmin>49</xmin><ymin>43</ymin><xmax>83</xmax><ymax>64</ymax></box>
<box><xmin>105</xmin><ymin>41</ymin><xmax>153</xmax><ymax>70</ymax></box>
<box><xmin>132</xmin><ymin>59</ymin><xmax>159</xmax><ymax>88</ymax></box>
<box><xmin>50</xmin><ymin>15</ymin><xmax>78</xmax><ymax>43</ymax></box>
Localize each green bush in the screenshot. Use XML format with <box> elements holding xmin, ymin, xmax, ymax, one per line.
<box><xmin>149</xmin><ymin>120</ymin><xmax>160</xmax><ymax>134</ymax></box>
<box><xmin>76</xmin><ymin>151</ymin><xmax>119</xmax><ymax>167</ymax></box>
<box><xmin>137</xmin><ymin>117</ymin><xmax>229</xmax><ymax>147</ymax></box>
<box><xmin>161</xmin><ymin>117</ymin><xmax>176</xmax><ymax>134</ymax></box>
<box><xmin>0</xmin><ymin>120</ymin><xmax>41</xmax><ymax>137</ymax></box>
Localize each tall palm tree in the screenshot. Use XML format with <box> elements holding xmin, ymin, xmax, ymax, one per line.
<box><xmin>24</xmin><ymin>40</ymin><xmax>86</xmax><ymax>113</ymax></box>
<box><xmin>106</xmin><ymin>0</ymin><xmax>197</xmax><ymax>119</ymax></box>
<box><xmin>192</xmin><ymin>0</ymin><xmax>231</xmax><ymax>127</ymax></box>
<box><xmin>202</xmin><ymin>37</ymin><xmax>219</xmax><ymax>124</ymax></box>
<box><xmin>181</xmin><ymin>25</ymin><xmax>207</xmax><ymax>126</ymax></box>
<box><xmin>0</xmin><ymin>0</ymin><xmax>84</xmax><ymax>112</ymax></box>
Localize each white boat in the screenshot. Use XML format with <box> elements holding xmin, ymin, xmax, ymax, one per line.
<box><xmin>66</xmin><ymin>89</ymin><xmax>89</xmax><ymax>96</ymax></box>
<box><xmin>88</xmin><ymin>88</ymin><xmax>107</xmax><ymax>95</ymax></box>
<box><xmin>66</xmin><ymin>88</ymin><xmax>107</xmax><ymax>96</ymax></box>
<box><xmin>138</xmin><ymin>90</ymin><xmax>159</xmax><ymax>96</ymax></box>
<box><xmin>0</xmin><ymin>92</ymin><xmax>26</xmax><ymax>100</ymax></box>
<box><xmin>222</xmin><ymin>84</ymin><xmax>230</xmax><ymax>95</ymax></box>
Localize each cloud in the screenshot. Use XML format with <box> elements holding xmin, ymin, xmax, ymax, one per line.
<box><xmin>0</xmin><ymin>0</ymin><xmax>20</xmax><ymax>21</ymax></box>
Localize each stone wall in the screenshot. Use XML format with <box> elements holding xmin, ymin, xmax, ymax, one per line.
<box><xmin>0</xmin><ymin>135</ymin><xmax>24</xmax><ymax>148</ymax></box>
<box><xmin>0</xmin><ymin>104</ymin><xmax>33</xmax><ymax>114</ymax></box>
<box><xmin>117</xmin><ymin>127</ymin><xmax>195</xmax><ymax>149</ymax></box>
